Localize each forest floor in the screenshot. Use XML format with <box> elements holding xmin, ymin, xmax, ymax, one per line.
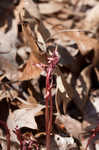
<box><xmin>0</xmin><ymin>0</ymin><xmax>99</xmax><ymax>150</ymax></box>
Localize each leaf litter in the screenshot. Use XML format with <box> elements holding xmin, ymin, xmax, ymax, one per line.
<box><xmin>0</xmin><ymin>0</ymin><xmax>99</xmax><ymax>150</ymax></box>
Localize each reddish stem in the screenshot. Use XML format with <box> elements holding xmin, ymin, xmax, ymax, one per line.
<box><xmin>34</xmin><ymin>48</ymin><xmax>59</xmax><ymax>150</ymax></box>
<box><xmin>86</xmin><ymin>125</ymin><xmax>99</xmax><ymax>150</ymax></box>
<box><xmin>45</xmin><ymin>49</ymin><xmax>59</xmax><ymax>150</ymax></box>
<box><xmin>13</xmin><ymin>127</ymin><xmax>23</xmax><ymax>150</ymax></box>
<box><xmin>45</xmin><ymin>72</ymin><xmax>51</xmax><ymax>150</ymax></box>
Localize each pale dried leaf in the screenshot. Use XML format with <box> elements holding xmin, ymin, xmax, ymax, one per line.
<box><xmin>56</xmin><ymin>114</ymin><xmax>82</xmax><ymax>138</ymax></box>
<box><xmin>34</xmin><ymin>24</ymin><xmax>47</xmax><ymax>52</ymax></box>
<box><xmin>39</xmin><ymin>2</ymin><xmax>63</xmax><ymax>14</ymax></box>
<box><xmin>84</xmin><ymin>4</ymin><xmax>99</xmax><ymax>30</ymax></box>
<box><xmin>24</xmin><ymin>0</ymin><xmax>40</xmax><ymax>19</ymax></box>
<box><xmin>7</xmin><ymin>103</ymin><xmax>45</xmax><ymax>133</ymax></box>
<box><xmin>94</xmin><ymin>67</ymin><xmax>99</xmax><ymax>81</ymax></box>
<box><xmin>0</xmin><ymin>19</ymin><xmax>18</xmax><ymax>53</ymax></box>
<box><xmin>0</xmin><ymin>56</ymin><xmax>20</xmax><ymax>81</ymax></box>
<box><xmin>54</xmin><ymin>134</ymin><xmax>76</xmax><ymax>150</ymax></box>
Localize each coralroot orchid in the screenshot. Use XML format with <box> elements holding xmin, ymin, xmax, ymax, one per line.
<box><xmin>45</xmin><ymin>48</ymin><xmax>59</xmax><ymax>150</ymax></box>
<box><xmin>35</xmin><ymin>47</ymin><xmax>59</xmax><ymax>150</ymax></box>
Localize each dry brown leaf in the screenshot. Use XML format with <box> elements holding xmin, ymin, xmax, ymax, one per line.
<box><xmin>81</xmin><ymin>89</ymin><xmax>99</xmax><ymax>150</ymax></box>
<box><xmin>63</xmin><ymin>31</ymin><xmax>98</xmax><ymax>56</ymax></box>
<box><xmin>19</xmin><ymin>51</ymin><xmax>42</xmax><ymax>80</ymax></box>
<box><xmin>19</xmin><ymin>0</ymin><xmax>50</xmax><ymax>42</ymax></box>
<box><xmin>46</xmin><ymin>17</ymin><xmax>63</xmax><ymax>26</ymax></box>
<box><xmin>55</xmin><ymin>76</ymin><xmax>71</xmax><ymax>114</ymax></box>
<box><xmin>75</xmin><ymin>64</ymin><xmax>92</xmax><ymax>106</ymax></box>
<box><xmin>83</xmin><ymin>89</ymin><xmax>99</xmax><ymax>128</ymax></box>
<box><xmin>19</xmin><ymin>23</ymin><xmax>47</xmax><ymax>81</ymax></box>
<box><xmin>15</xmin><ymin>0</ymin><xmax>40</xmax><ymax>22</ymax></box>
<box><xmin>61</xmin><ymin>31</ymin><xmax>99</xmax><ymax>70</ymax></box>
<box><xmin>22</xmin><ymin>23</ymin><xmax>47</xmax><ymax>64</ymax></box>
<box><xmin>55</xmin><ymin>67</ymin><xmax>84</xmax><ymax>113</ymax></box>
<box><xmin>34</xmin><ymin>23</ymin><xmax>47</xmax><ymax>52</ymax></box>
<box><xmin>94</xmin><ymin>67</ymin><xmax>99</xmax><ymax>81</ymax></box>
<box><xmin>52</xmin><ymin>29</ymin><xmax>98</xmax><ymax>57</ymax></box>
<box><xmin>39</xmin><ymin>1</ymin><xmax>63</xmax><ymax>14</ymax></box>
<box><xmin>57</xmin><ymin>45</ymin><xmax>80</xmax><ymax>73</ymax></box>
<box><xmin>24</xmin><ymin>0</ymin><xmax>40</xmax><ymax>19</ymax></box>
